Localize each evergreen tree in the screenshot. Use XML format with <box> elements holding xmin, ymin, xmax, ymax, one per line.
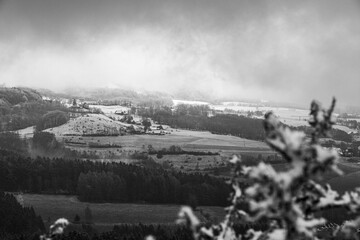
<box><xmin>84</xmin><ymin>205</ymin><xmax>93</xmax><ymax>224</ymax></box>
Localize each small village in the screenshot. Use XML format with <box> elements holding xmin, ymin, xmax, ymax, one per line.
<box><xmin>45</xmin><ymin>97</ymin><xmax>171</xmax><ymax>136</ymax></box>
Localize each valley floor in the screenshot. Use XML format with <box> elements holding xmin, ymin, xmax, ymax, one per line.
<box><xmin>20</xmin><ymin>193</ymin><xmax>225</xmax><ymax>230</ymax></box>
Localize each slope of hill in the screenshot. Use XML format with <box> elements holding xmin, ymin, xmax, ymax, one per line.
<box><xmin>45</xmin><ymin>114</ymin><xmax>128</xmax><ymax>136</ymax></box>
<box><xmin>0</xmin><ymin>87</ymin><xmax>69</xmax><ymax>131</ymax></box>
<box><xmin>0</xmin><ymin>87</ymin><xmax>42</xmax><ymax>105</ymax></box>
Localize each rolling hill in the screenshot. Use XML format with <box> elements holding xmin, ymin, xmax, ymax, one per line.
<box><xmin>45</xmin><ymin>114</ymin><xmax>128</xmax><ymax>136</ymax></box>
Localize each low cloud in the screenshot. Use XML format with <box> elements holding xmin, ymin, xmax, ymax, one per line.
<box><xmin>0</xmin><ymin>0</ymin><xmax>359</xmax><ymax>106</ymax></box>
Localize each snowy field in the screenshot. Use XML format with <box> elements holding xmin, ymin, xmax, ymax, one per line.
<box><xmin>173</xmin><ymin>99</ymin><xmax>209</xmax><ymax>106</ymax></box>
<box><xmin>173</xmin><ymin>100</ymin><xmax>357</xmax><ymax>133</ymax></box>
<box><xmin>45</xmin><ymin>114</ymin><xmax>127</xmax><ymax>136</ymax></box>
<box><xmin>15</xmin><ymin>126</ymin><xmax>35</xmax><ymax>138</ymax></box>
<box><xmin>215</xmin><ymin>104</ymin><xmax>357</xmax><ymax>133</ymax></box>
<box><xmin>89</xmin><ymin>105</ymin><xmax>130</xmax><ymax>114</ymax></box>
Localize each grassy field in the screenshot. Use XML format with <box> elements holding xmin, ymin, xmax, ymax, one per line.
<box><xmin>37</xmin><ymin>112</ymin><xmax>275</xmax><ymax>170</ymax></box>
<box><xmin>16</xmin><ymin>119</ymin><xmax>275</xmax><ymax>173</ymax></box>
<box><xmin>58</xmin><ymin>128</ymin><xmax>273</xmax><ymax>172</ymax></box>
<box><xmin>60</xmin><ymin>128</ymin><xmax>270</xmax><ymax>154</ymax></box>
<box><xmin>15</xmin><ymin>126</ymin><xmax>35</xmax><ymax>138</ymax></box>
<box><xmin>21</xmin><ymin>194</ymin><xmax>226</xmax><ymax>227</ymax></box>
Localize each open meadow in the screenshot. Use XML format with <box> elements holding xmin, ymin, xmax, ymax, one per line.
<box><xmin>57</xmin><ymin>127</ymin><xmax>275</xmax><ymax>171</ymax></box>
<box><xmin>21</xmin><ymin>194</ymin><xmax>225</xmax><ymax>229</ymax></box>
<box><xmin>59</xmin><ymin>128</ymin><xmax>271</xmax><ymax>153</ymax></box>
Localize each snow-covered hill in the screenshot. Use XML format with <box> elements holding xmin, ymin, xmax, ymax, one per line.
<box><xmin>45</xmin><ymin>114</ymin><xmax>128</xmax><ymax>136</ymax></box>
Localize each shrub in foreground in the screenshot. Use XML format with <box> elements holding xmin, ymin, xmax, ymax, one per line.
<box><xmin>178</xmin><ymin>99</ymin><xmax>360</xmax><ymax>240</ymax></box>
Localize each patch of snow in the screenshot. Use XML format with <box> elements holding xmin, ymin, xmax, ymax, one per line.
<box><xmin>173</xmin><ymin>99</ymin><xmax>209</xmax><ymax>106</ymax></box>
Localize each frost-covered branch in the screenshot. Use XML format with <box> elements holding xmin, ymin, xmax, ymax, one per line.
<box><xmin>177</xmin><ymin>99</ymin><xmax>360</xmax><ymax>240</ymax></box>
<box><xmin>40</xmin><ymin>218</ymin><xmax>69</xmax><ymax>240</ymax></box>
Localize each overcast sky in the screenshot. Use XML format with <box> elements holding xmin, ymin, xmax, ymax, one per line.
<box><xmin>0</xmin><ymin>0</ymin><xmax>359</xmax><ymax>106</ymax></box>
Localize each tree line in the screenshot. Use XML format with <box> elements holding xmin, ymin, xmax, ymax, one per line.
<box><xmin>293</xmin><ymin>125</ymin><xmax>353</xmax><ymax>143</ymax></box>
<box><xmin>0</xmin><ymin>149</ymin><xmax>230</xmax><ymax>206</ymax></box>
<box><xmin>35</xmin><ymin>110</ymin><xmax>69</xmax><ymax>132</ymax></box>
<box><xmin>0</xmin><ymin>191</ymin><xmax>45</xmax><ymax>238</ymax></box>
<box><xmin>148</xmin><ymin>145</ymin><xmax>218</xmax><ymax>158</ymax></box>
<box><xmin>0</xmin><ymin>131</ymin><xmax>98</xmax><ymax>159</ymax></box>
<box><xmin>153</xmin><ymin>112</ymin><xmax>266</xmax><ymax>141</ymax></box>
<box><xmin>0</xmin><ymin>87</ymin><xmax>71</xmax><ymax>132</ymax></box>
<box><xmin>139</xmin><ymin>104</ymin><xmax>268</xmax><ymax>140</ymax></box>
<box><xmin>0</xmin><ymin>99</ymin><xmax>68</xmax><ymax>132</ymax></box>
<box><xmin>137</xmin><ymin>104</ymin><xmax>354</xmax><ymax>143</ymax></box>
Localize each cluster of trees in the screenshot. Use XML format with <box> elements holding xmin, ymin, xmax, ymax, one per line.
<box><xmin>142</xmin><ymin>118</ymin><xmax>152</xmax><ymax>132</ymax></box>
<box><xmin>0</xmin><ymin>87</ymin><xmax>42</xmax><ymax>106</ymax></box>
<box><xmin>32</xmin><ymin>132</ymin><xmax>63</xmax><ymax>153</ymax></box>
<box><xmin>0</xmin><ymin>87</ymin><xmax>72</xmax><ymax>132</ymax></box>
<box><xmin>293</xmin><ymin>125</ymin><xmax>353</xmax><ymax>143</ymax></box>
<box><xmin>77</xmin><ymin>172</ymin><xmax>128</xmax><ymax>202</ymax></box>
<box><xmin>31</xmin><ymin>131</ymin><xmax>92</xmax><ymax>159</ymax></box>
<box><xmin>148</xmin><ymin>145</ymin><xmax>218</xmax><ymax>158</ymax></box>
<box><xmin>76</xmin><ymin>169</ymin><xmax>228</xmax><ymax>206</ymax></box>
<box><xmin>206</xmin><ymin>154</ymin><xmax>284</xmax><ymax>177</ymax></box>
<box><xmin>326</xmin><ymin>128</ymin><xmax>354</xmax><ymax>143</ymax></box>
<box><xmin>139</xmin><ymin>104</ymin><xmax>266</xmax><ymax>140</ymax></box>
<box><xmin>0</xmin><ymin>150</ymin><xmax>78</xmax><ymax>193</ymax></box>
<box><xmin>135</xmin><ymin>104</ymin><xmax>267</xmax><ymax>140</ymax></box>
<box><xmin>0</xmin><ymin>132</ymin><xmax>28</xmax><ymax>155</ymax></box>
<box><xmin>139</xmin><ymin>104</ymin><xmax>210</xmax><ymax>119</ymax></box>
<box><xmin>0</xmin><ymin>131</ymin><xmax>88</xmax><ymax>159</ymax></box>
<box><xmin>239</xmin><ymin>154</ymin><xmax>284</xmax><ymax>166</ymax></box>
<box><xmin>35</xmin><ymin>110</ymin><xmax>69</xmax><ymax>131</ymax></box>
<box><xmin>153</xmin><ymin>112</ymin><xmax>266</xmax><ymax>141</ymax></box>
<box><xmin>337</xmin><ymin>118</ymin><xmax>360</xmax><ymax>130</ymax></box>
<box><xmin>0</xmin><ymin>150</ymin><xmax>230</xmax><ymax>206</ymax></box>
<box><xmin>0</xmin><ymin>191</ymin><xmax>44</xmax><ymax>238</ymax></box>
<box><xmin>151</xmin><ymin>107</ymin><xmax>355</xmax><ymax>144</ymax></box>
<box><xmin>174</xmin><ymin>104</ymin><xmax>210</xmax><ymax>117</ymax></box>
<box><xmin>138</xmin><ymin>104</ymin><xmax>354</xmax><ymax>144</ymax></box>
<box><xmin>322</xmin><ymin>139</ymin><xmax>360</xmax><ymax>157</ymax></box>
<box><xmin>0</xmin><ymin>100</ymin><xmax>68</xmax><ymax>132</ymax></box>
